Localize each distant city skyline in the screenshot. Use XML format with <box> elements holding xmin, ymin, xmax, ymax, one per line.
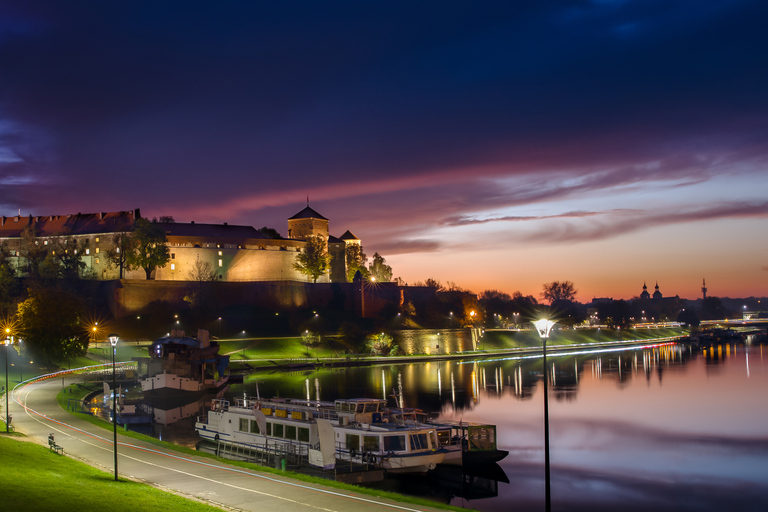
<box><xmin>1</xmin><ymin>2</ymin><xmax>766</xmax><ymax>301</ymax></box>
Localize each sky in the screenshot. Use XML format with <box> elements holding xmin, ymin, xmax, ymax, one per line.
<box><xmin>1</xmin><ymin>1</ymin><xmax>766</xmax><ymax>301</ymax></box>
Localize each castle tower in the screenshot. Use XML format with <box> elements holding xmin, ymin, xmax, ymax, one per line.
<box><xmin>702</xmin><ymin>278</ymin><xmax>707</xmax><ymax>300</ymax></box>
<box><xmin>640</xmin><ymin>281</ymin><xmax>650</xmax><ymax>300</ymax></box>
<box><xmin>287</xmin><ymin>205</ymin><xmax>329</xmax><ymax>242</ymax></box>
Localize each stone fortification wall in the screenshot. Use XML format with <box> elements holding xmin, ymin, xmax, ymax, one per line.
<box><xmin>124</xmin><ymin>245</ymin><xmax>328</xmax><ymax>283</ymax></box>
<box><xmin>107</xmin><ymin>280</ymin><xmax>356</xmax><ymax>318</ymax></box>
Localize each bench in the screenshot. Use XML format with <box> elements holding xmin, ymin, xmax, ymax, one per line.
<box><xmin>48</xmin><ymin>434</ymin><xmax>64</xmax><ymax>455</ymax></box>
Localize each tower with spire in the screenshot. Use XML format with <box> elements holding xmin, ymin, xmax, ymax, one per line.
<box><xmin>640</xmin><ymin>281</ymin><xmax>650</xmax><ymax>300</ymax></box>
<box><xmin>702</xmin><ymin>278</ymin><xmax>707</xmax><ymax>300</ymax></box>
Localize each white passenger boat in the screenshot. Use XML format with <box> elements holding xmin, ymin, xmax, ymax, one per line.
<box><xmin>195</xmin><ymin>397</ymin><xmax>446</xmax><ymax>473</ymax></box>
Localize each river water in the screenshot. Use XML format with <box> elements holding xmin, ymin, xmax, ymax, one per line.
<box><xmin>154</xmin><ymin>337</ymin><xmax>768</xmax><ymax>512</ymax></box>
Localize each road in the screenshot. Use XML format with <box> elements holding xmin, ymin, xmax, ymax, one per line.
<box><xmin>10</xmin><ymin>372</ymin><xmax>445</xmax><ymax>512</ymax></box>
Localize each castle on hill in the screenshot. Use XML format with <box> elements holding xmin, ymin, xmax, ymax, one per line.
<box><xmin>0</xmin><ymin>205</ymin><xmax>362</xmax><ymax>284</ymax></box>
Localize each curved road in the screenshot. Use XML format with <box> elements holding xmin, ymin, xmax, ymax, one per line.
<box><xmin>10</xmin><ymin>372</ymin><xmax>445</xmax><ymax>512</ymax></box>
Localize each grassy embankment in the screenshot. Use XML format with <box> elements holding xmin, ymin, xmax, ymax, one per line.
<box><xmin>474</xmin><ymin>326</ymin><xmax>688</xmax><ymax>351</ymax></box>
<box><xmin>0</xmin><ymin>434</ymin><xmax>226</xmax><ymax>512</ymax></box>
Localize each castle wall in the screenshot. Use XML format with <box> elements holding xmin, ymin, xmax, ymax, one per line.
<box><xmin>108</xmin><ymin>279</ymin><xmax>359</xmax><ymax>317</ymax></box>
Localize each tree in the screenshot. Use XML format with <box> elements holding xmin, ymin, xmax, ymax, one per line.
<box><xmin>424</xmin><ymin>278</ymin><xmax>444</xmax><ymax>291</ymax></box>
<box><xmin>368</xmin><ymin>252</ymin><xmax>393</xmax><ymax>282</ymax></box>
<box><xmin>699</xmin><ymin>297</ymin><xmax>729</xmax><ymax>320</ymax></box>
<box><xmin>184</xmin><ymin>259</ymin><xmax>219</xmax><ymax>309</ymax></box>
<box><xmin>541</xmin><ymin>281</ymin><xmax>577</xmax><ymax>303</ymax></box>
<box><xmin>19</xmin><ymin>223</ymin><xmax>47</xmax><ymax>279</ymax></box>
<box><xmin>47</xmin><ymin>234</ymin><xmax>88</xmax><ymax>280</ymax></box>
<box><xmin>345</xmin><ymin>244</ymin><xmax>368</xmax><ymax>282</ymax></box>
<box><xmin>0</xmin><ymin>245</ymin><xmax>20</xmax><ymax>315</ymax></box>
<box><xmin>294</xmin><ymin>235</ymin><xmax>331</xmax><ymax>283</ymax></box>
<box><xmin>104</xmin><ymin>232</ymin><xmax>136</xmax><ymax>279</ymax></box>
<box><xmin>259</xmin><ymin>227</ymin><xmax>282</xmax><ymax>239</ymax></box>
<box><xmin>16</xmin><ymin>287</ymin><xmax>88</xmax><ymax>363</ymax></box>
<box><xmin>126</xmin><ymin>218</ymin><xmax>170</xmax><ymax>280</ymax></box>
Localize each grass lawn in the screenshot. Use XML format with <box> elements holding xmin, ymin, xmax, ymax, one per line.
<box><xmin>0</xmin><ymin>435</ymin><xmax>226</xmax><ymax>512</ymax></box>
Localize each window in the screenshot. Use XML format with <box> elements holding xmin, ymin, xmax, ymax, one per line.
<box><xmin>383</xmin><ymin>435</ymin><xmax>406</xmax><ymax>452</ymax></box>
<box><xmin>285</xmin><ymin>425</ymin><xmax>296</xmax><ymax>440</ymax></box>
<box><xmin>85</xmin><ymin>248</ymin><xmax>90</xmax><ymax>255</ymax></box>
<box><xmin>218</xmin><ymin>250</ymin><xmax>222</xmax><ymax>256</ymax></box>
<box><xmin>363</xmin><ymin>435</ymin><xmax>379</xmax><ymax>452</ymax></box>
<box><xmin>410</xmin><ymin>433</ymin><xmax>428</xmax><ymax>451</ymax></box>
<box><xmin>95</xmin><ymin>237</ymin><xmax>100</xmax><ymax>243</ymax></box>
<box><xmin>239</xmin><ymin>418</ymin><xmax>249</xmax><ymax>432</ymax></box>
<box><xmin>265</xmin><ymin>423</ymin><xmax>272</xmax><ymax>436</ymax></box>
<box><xmin>250</xmin><ymin>420</ymin><xmax>260</xmax><ymax>434</ymax></box>
<box><xmin>116</xmin><ymin>247</ymin><xmax>120</xmax><ymax>253</ymax></box>
<box><xmin>273</xmin><ymin>423</ymin><xmax>284</xmax><ymax>438</ymax></box>
<box><xmin>218</xmin><ymin>259</ymin><xmax>223</xmax><ymax>267</ymax></box>
<box><xmin>345</xmin><ymin>433</ymin><xmax>359</xmax><ymax>451</ymax></box>
<box><xmin>170</xmin><ymin>264</ymin><xmax>175</xmax><ymax>270</ymax></box>
<box><xmin>298</xmin><ymin>427</ymin><xmax>309</xmax><ymax>442</ymax></box>
<box><xmin>44</xmin><ymin>240</ymin><xmax>48</xmax><ymax>245</ymax></box>
<box><xmin>171</xmin><ymin>253</ymin><xmax>175</xmax><ymax>259</ymax></box>
<box><xmin>95</xmin><ymin>247</ymin><xmax>99</xmax><ymax>254</ymax></box>
<box><xmin>95</xmin><ymin>258</ymin><xmax>99</xmax><ymax>264</ymax></box>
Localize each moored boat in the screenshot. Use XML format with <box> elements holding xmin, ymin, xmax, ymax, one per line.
<box><xmin>194</xmin><ymin>397</ymin><xmax>446</xmax><ymax>473</ymax></box>
<box><xmin>135</xmin><ymin>329</ymin><xmax>229</xmax><ymax>397</ymax></box>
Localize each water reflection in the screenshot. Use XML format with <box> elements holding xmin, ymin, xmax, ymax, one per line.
<box><xmin>207</xmin><ymin>340</ymin><xmax>768</xmax><ymax>511</ymax></box>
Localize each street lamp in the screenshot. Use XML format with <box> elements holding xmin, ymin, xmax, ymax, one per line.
<box><xmin>108</xmin><ymin>333</ymin><xmax>119</xmax><ymax>481</ymax></box>
<box><xmin>4</xmin><ymin>328</ymin><xmax>11</xmax><ymax>433</ymax></box>
<box><xmin>533</xmin><ymin>318</ymin><xmax>556</xmax><ymax>512</ymax></box>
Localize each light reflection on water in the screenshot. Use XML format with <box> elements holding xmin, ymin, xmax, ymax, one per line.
<box><xmin>161</xmin><ymin>340</ymin><xmax>768</xmax><ymax>511</ymax></box>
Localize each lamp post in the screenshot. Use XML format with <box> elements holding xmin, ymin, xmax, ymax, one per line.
<box><xmin>4</xmin><ymin>329</ymin><xmax>11</xmax><ymax>433</ymax></box>
<box><xmin>533</xmin><ymin>318</ymin><xmax>556</xmax><ymax>512</ymax></box>
<box><xmin>108</xmin><ymin>333</ymin><xmax>119</xmax><ymax>481</ymax></box>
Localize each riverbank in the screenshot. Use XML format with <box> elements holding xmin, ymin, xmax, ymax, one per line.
<box><xmin>226</xmin><ymin>328</ymin><xmax>690</xmax><ymax>372</ymax></box>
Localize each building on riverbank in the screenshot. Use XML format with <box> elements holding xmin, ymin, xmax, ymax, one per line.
<box><xmin>0</xmin><ymin>205</ymin><xmax>362</xmax><ymax>284</ymax></box>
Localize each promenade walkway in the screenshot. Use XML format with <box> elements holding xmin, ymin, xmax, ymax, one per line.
<box><xmin>9</xmin><ymin>374</ymin><xmax>447</xmax><ymax>512</ymax></box>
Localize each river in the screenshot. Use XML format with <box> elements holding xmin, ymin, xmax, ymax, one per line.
<box><xmin>152</xmin><ymin>337</ymin><xmax>768</xmax><ymax>512</ymax></box>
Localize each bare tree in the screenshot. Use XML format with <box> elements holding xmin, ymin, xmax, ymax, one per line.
<box><xmin>541</xmin><ymin>281</ymin><xmax>577</xmax><ymax>304</ymax></box>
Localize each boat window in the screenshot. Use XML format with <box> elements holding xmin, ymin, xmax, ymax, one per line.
<box><xmin>298</xmin><ymin>427</ymin><xmax>309</xmax><ymax>442</ymax></box>
<box><xmin>383</xmin><ymin>435</ymin><xmax>406</xmax><ymax>452</ymax></box>
<box><xmin>345</xmin><ymin>433</ymin><xmax>360</xmax><ymax>451</ymax></box>
<box><xmin>378</xmin><ymin>402</ymin><xmax>385</xmax><ymax>412</ymax></box>
<box><xmin>273</xmin><ymin>423</ymin><xmax>284</xmax><ymax>438</ymax></box>
<box><xmin>250</xmin><ymin>420</ymin><xmax>260</xmax><ymax>434</ymax></box>
<box><xmin>239</xmin><ymin>418</ymin><xmax>249</xmax><ymax>432</ymax></box>
<box><xmin>285</xmin><ymin>425</ymin><xmax>297</xmax><ymax>440</ymax></box>
<box><xmin>265</xmin><ymin>423</ymin><xmax>272</xmax><ymax>436</ymax></box>
<box><xmin>363</xmin><ymin>435</ymin><xmax>379</xmax><ymax>452</ymax></box>
<box><xmin>335</xmin><ymin>402</ymin><xmax>342</xmax><ymax>411</ymax></box>
<box><xmin>410</xmin><ymin>433</ymin><xmax>428</xmax><ymax>451</ymax></box>
<box><xmin>356</xmin><ymin>404</ymin><xmax>364</xmax><ymax>413</ymax></box>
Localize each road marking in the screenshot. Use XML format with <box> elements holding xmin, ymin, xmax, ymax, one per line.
<box><xmin>14</xmin><ymin>375</ymin><xmax>436</xmax><ymax>512</ymax></box>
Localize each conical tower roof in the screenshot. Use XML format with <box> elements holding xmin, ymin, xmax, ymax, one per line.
<box><xmin>288</xmin><ymin>206</ymin><xmax>328</xmax><ymax>221</ymax></box>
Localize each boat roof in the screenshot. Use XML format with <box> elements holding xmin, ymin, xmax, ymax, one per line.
<box><xmin>151</xmin><ymin>336</ymin><xmax>200</xmax><ymax>348</ymax></box>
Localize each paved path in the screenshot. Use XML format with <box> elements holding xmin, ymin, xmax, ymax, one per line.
<box><xmin>10</xmin><ymin>373</ymin><xmax>446</xmax><ymax>512</ymax></box>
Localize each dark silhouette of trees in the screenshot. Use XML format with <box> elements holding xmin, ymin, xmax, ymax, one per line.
<box><xmin>699</xmin><ymin>297</ymin><xmax>729</xmax><ymax>320</ymax></box>
<box><xmin>16</xmin><ymin>287</ymin><xmax>88</xmax><ymax>364</ymax></box>
<box><xmin>541</xmin><ymin>281</ymin><xmax>577</xmax><ymax>303</ymax></box>
<box><xmin>259</xmin><ymin>226</ymin><xmax>282</xmax><ymax>239</ymax></box>
<box><xmin>677</xmin><ymin>308</ymin><xmax>700</xmax><ymax>327</ymax></box>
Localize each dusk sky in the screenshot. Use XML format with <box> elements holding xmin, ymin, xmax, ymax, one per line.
<box><xmin>1</xmin><ymin>1</ymin><xmax>766</xmax><ymax>301</ymax></box>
